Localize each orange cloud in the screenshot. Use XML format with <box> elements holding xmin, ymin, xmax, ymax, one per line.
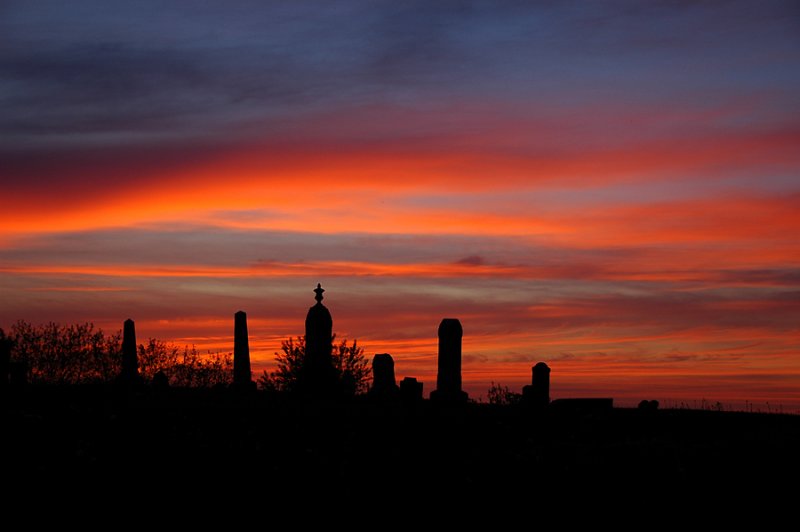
<box><xmin>2</xmin><ymin>102</ymin><xmax>798</xmax><ymax>240</ymax></box>
<box><xmin>3</xmin><ymin>251</ymin><xmax>797</xmax><ymax>287</ymax></box>
<box><xmin>2</xmin><ymin>99</ymin><xmax>798</xmax><ymax>410</ymax></box>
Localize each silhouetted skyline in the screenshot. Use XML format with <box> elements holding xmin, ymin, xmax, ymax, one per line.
<box><xmin>1</xmin><ymin>1</ymin><xmax>798</xmax><ymax>409</ymax></box>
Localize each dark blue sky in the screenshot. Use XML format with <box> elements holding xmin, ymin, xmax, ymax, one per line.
<box><xmin>3</xmin><ymin>1</ymin><xmax>798</xmax><ymax>153</ymax></box>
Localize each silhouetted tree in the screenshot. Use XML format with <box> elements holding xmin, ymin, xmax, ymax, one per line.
<box><xmin>268</xmin><ymin>334</ymin><xmax>370</xmax><ymax>395</ymax></box>
<box><xmin>256</xmin><ymin>370</ymin><xmax>278</xmax><ymax>392</ymax></box>
<box><xmin>137</xmin><ymin>338</ymin><xmax>232</xmax><ymax>387</ymax></box>
<box><xmin>333</xmin><ymin>336</ymin><xmax>371</xmax><ymax>395</ymax></box>
<box><xmin>271</xmin><ymin>336</ymin><xmax>305</xmax><ymax>392</ymax></box>
<box><xmin>6</xmin><ymin>320</ymin><xmax>231</xmax><ymax>387</ymax></box>
<box><xmin>9</xmin><ymin>321</ymin><xmax>121</xmax><ymax>384</ymax></box>
<box><xmin>487</xmin><ymin>382</ymin><xmax>522</xmax><ymax>406</ymax></box>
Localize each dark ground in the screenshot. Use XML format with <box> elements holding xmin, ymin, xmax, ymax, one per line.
<box><xmin>3</xmin><ymin>386</ymin><xmax>799</xmax><ymax>509</ymax></box>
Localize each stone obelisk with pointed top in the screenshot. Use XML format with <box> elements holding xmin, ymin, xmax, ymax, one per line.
<box><xmin>119</xmin><ymin>318</ymin><xmax>141</xmax><ymax>385</ymax></box>
<box><xmin>233</xmin><ymin>310</ymin><xmax>252</xmax><ymax>387</ymax></box>
<box><xmin>303</xmin><ymin>283</ymin><xmax>337</xmax><ymax>395</ymax></box>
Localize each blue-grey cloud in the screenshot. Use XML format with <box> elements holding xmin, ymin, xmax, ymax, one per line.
<box><xmin>2</xmin><ymin>0</ymin><xmax>797</xmax><ymax>154</ymax></box>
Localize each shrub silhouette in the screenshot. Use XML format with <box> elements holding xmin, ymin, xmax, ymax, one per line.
<box><xmin>6</xmin><ymin>320</ymin><xmax>231</xmax><ymax>387</ymax></box>
<box><xmin>137</xmin><ymin>338</ymin><xmax>232</xmax><ymax>387</ymax></box>
<box><xmin>259</xmin><ymin>334</ymin><xmax>370</xmax><ymax>395</ymax></box>
<box><xmin>9</xmin><ymin>321</ymin><xmax>121</xmax><ymax>384</ymax></box>
<box><xmin>487</xmin><ymin>381</ymin><xmax>522</xmax><ymax>406</ymax></box>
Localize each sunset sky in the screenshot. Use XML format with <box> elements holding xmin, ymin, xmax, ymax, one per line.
<box><xmin>2</xmin><ymin>1</ymin><xmax>799</xmax><ymax>408</ymax></box>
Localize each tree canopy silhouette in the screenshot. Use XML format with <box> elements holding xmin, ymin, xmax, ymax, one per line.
<box><xmin>9</xmin><ymin>321</ymin><xmax>121</xmax><ymax>384</ymax></box>
<box><xmin>487</xmin><ymin>381</ymin><xmax>522</xmax><ymax>406</ymax></box>
<box><xmin>258</xmin><ymin>334</ymin><xmax>370</xmax><ymax>395</ymax></box>
<box><xmin>5</xmin><ymin>320</ymin><xmax>231</xmax><ymax>387</ymax></box>
<box><xmin>137</xmin><ymin>338</ymin><xmax>232</xmax><ymax>387</ymax></box>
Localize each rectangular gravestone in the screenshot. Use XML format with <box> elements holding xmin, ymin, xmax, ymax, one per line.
<box><xmin>430</xmin><ymin>318</ymin><xmax>468</xmax><ymax>402</ymax></box>
<box><xmin>400</xmin><ymin>377</ymin><xmax>423</xmax><ymax>404</ymax></box>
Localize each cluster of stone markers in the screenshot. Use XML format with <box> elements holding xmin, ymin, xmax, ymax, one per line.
<box><xmin>112</xmin><ymin>284</ymin><xmax>559</xmax><ymax>406</ymax></box>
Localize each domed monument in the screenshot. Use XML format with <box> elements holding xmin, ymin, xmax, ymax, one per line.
<box><xmin>302</xmin><ymin>283</ymin><xmax>338</xmax><ymax>396</ymax></box>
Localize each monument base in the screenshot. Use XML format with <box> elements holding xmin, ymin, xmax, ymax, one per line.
<box><xmin>430</xmin><ymin>389</ymin><xmax>469</xmax><ymax>403</ymax></box>
<box><xmin>521</xmin><ymin>385</ymin><xmax>549</xmax><ymax>408</ymax></box>
<box><xmin>230</xmin><ymin>380</ymin><xmax>257</xmax><ymax>392</ymax></box>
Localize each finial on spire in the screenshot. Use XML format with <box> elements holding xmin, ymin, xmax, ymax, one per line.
<box><xmin>314</xmin><ymin>283</ymin><xmax>325</xmax><ymax>303</ymax></box>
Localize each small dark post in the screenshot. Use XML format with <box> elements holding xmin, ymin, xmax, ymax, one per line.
<box><xmin>233</xmin><ymin>310</ymin><xmax>252</xmax><ymax>386</ymax></box>
<box><xmin>120</xmin><ymin>318</ymin><xmax>140</xmax><ymax>382</ymax></box>
<box><xmin>0</xmin><ymin>329</ymin><xmax>11</xmax><ymax>389</ymax></box>
<box><xmin>369</xmin><ymin>353</ymin><xmax>399</xmax><ymax>399</ymax></box>
<box><xmin>430</xmin><ymin>318</ymin><xmax>468</xmax><ymax>402</ymax></box>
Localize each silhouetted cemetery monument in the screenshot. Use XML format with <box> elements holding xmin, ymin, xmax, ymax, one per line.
<box><xmin>93</xmin><ymin>284</ymin><xmax>609</xmax><ymax>407</ymax></box>
<box><xmin>7</xmin><ymin>285</ymin><xmax>800</xmax><ymax>499</ymax></box>
<box><xmin>5</xmin><ymin>277</ymin><xmax>800</xmax><ymax>506</ymax></box>
<box><xmin>118</xmin><ymin>318</ymin><xmax>142</xmax><ymax>385</ymax></box>
<box><xmin>233</xmin><ymin>310</ymin><xmax>253</xmax><ymax>388</ymax></box>
<box><xmin>430</xmin><ymin>318</ymin><xmax>468</xmax><ymax>402</ymax></box>
<box><xmin>303</xmin><ymin>283</ymin><xmax>338</xmax><ymax>396</ymax></box>
<box><xmin>523</xmin><ymin>362</ymin><xmax>551</xmax><ymax>408</ymax></box>
<box><xmin>103</xmin><ymin>284</ymin><xmax>603</xmax><ymax>408</ymax></box>
<box><xmin>369</xmin><ymin>353</ymin><xmax>399</xmax><ymax>399</ymax></box>
<box><xmin>400</xmin><ymin>377</ymin><xmax>423</xmax><ymax>403</ymax></box>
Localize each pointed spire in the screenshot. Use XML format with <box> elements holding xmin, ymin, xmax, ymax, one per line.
<box><xmin>314</xmin><ymin>283</ymin><xmax>325</xmax><ymax>304</ymax></box>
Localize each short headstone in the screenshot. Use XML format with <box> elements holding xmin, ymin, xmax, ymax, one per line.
<box><xmin>369</xmin><ymin>353</ymin><xmax>399</xmax><ymax>399</ymax></box>
<box><xmin>522</xmin><ymin>362</ymin><xmax>550</xmax><ymax>408</ymax></box>
<box><xmin>400</xmin><ymin>377</ymin><xmax>423</xmax><ymax>403</ymax></box>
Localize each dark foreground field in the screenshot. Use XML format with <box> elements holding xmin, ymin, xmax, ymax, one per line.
<box><xmin>3</xmin><ymin>387</ymin><xmax>799</xmax><ymax>507</ymax></box>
